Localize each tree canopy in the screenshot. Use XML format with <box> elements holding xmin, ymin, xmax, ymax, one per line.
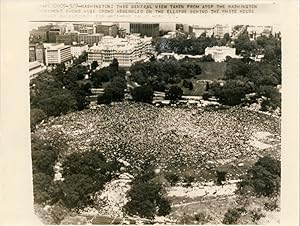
<box><xmin>238</xmin><ymin>156</ymin><xmax>281</xmax><ymax>196</ymax></box>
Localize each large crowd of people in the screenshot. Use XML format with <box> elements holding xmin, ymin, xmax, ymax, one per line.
<box><xmin>34</xmin><ymin>102</ymin><xmax>281</xmax><ymax>181</ymax></box>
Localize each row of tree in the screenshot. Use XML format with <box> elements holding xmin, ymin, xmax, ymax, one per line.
<box><xmin>155</xmin><ymin>32</ymin><xmax>231</xmax><ymax>55</ymax></box>
<box><xmin>206</xmin><ymin>32</ymin><xmax>281</xmax><ymax>110</ymax></box>
<box><xmin>129</xmin><ymin>56</ymin><xmax>202</xmax><ymax>92</ymax></box>
<box><xmin>30</xmin><ymin>61</ymin><xmax>92</xmax><ymax>129</ymax></box>
<box><xmin>32</xmin><ymin>139</ymin><xmax>123</xmax><ymax>210</ymax></box>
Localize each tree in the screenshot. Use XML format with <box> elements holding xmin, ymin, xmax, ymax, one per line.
<box><xmin>91</xmin><ymin>68</ymin><xmax>111</xmax><ymax>87</ymax></box>
<box><xmin>132</xmin><ymin>85</ymin><xmax>154</xmax><ymax>103</ymax></box>
<box><xmin>216</xmin><ymin>170</ymin><xmax>227</xmax><ymax>185</ymax></box>
<box><xmin>223</xmin><ymin>208</ymin><xmax>244</xmax><ymax>224</ymax></box>
<box><xmin>73</xmin><ymin>51</ymin><xmax>88</xmax><ymax>65</ymax></box>
<box><xmin>91</xmin><ymin>61</ymin><xmax>99</xmax><ymax>70</ymax></box>
<box><xmin>211</xmin><ymin>80</ymin><xmax>254</xmax><ymax>106</ymax></box>
<box><xmin>199</xmin><ymin>54</ymin><xmax>214</xmax><ymax>62</ymax></box>
<box><xmin>166</xmin><ymin>85</ymin><xmax>183</xmax><ymax>101</ymax></box>
<box><xmin>97</xmin><ymin>76</ymin><xmax>126</xmax><ymax>104</ymax></box>
<box><xmin>30</xmin><ymin>108</ymin><xmax>47</xmax><ymax>130</ymax></box>
<box><xmin>182</xmin><ymin>80</ymin><xmax>193</xmax><ymax>90</ymax></box>
<box><xmin>110</xmin><ymin>58</ymin><xmax>119</xmax><ymax>73</ymax></box>
<box><xmin>61</xmin><ymin>150</ymin><xmax>122</xmax><ymax>209</ymax></box>
<box><xmin>225</xmin><ymin>58</ymin><xmax>249</xmax><ymax>80</ymax></box>
<box><xmin>31</xmin><ymin>139</ymin><xmax>58</xmax><ymax>176</ymax></box>
<box><xmin>37</xmin><ymin>93</ymin><xmax>77</xmax><ymax>117</ymax></box>
<box><xmin>32</xmin><ymin>172</ymin><xmax>52</xmax><ymax>204</ymax></box>
<box><xmin>61</xmin><ymin>174</ymin><xmax>95</xmax><ymax>209</ymax></box>
<box><xmin>124</xmin><ymin>180</ymin><xmax>171</xmax><ymax>219</ymax></box>
<box><xmin>238</xmin><ymin>156</ymin><xmax>280</xmax><ymax>196</ymax></box>
<box><xmin>165</xmin><ymin>173</ymin><xmax>180</xmax><ymax>186</ymax></box>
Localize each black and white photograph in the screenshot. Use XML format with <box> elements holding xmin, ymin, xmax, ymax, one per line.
<box><xmin>29</xmin><ymin>20</ymin><xmax>282</xmax><ymax>224</ymax></box>
<box><xmin>1</xmin><ymin>1</ymin><xmax>299</xmax><ymax>226</ymax></box>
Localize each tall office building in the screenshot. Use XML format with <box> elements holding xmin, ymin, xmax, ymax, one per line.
<box><xmin>56</xmin><ymin>32</ymin><xmax>79</xmax><ymax>45</ymax></box>
<box><xmin>71</xmin><ymin>43</ymin><xmax>89</xmax><ymax>58</ymax></box>
<box><xmin>79</xmin><ymin>27</ymin><xmax>95</xmax><ymax>34</ymax></box>
<box><xmin>44</xmin><ymin>43</ymin><xmax>72</xmax><ymax>66</ymax></box>
<box><xmin>159</xmin><ymin>23</ymin><xmax>176</xmax><ymax>32</ymax></box>
<box><xmin>47</xmin><ymin>28</ymin><xmax>61</xmax><ymax>43</ymax></box>
<box><xmin>130</xmin><ymin>23</ymin><xmax>159</xmax><ymax>38</ymax></box>
<box><xmin>95</xmin><ymin>23</ymin><xmax>118</xmax><ymax>37</ymax></box>
<box><xmin>29</xmin><ymin>43</ymin><xmax>45</xmax><ymax>64</ymax></box>
<box><xmin>78</xmin><ymin>33</ymin><xmax>104</xmax><ymax>46</ymax></box>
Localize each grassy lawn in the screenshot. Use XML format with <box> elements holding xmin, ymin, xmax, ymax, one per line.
<box><xmin>196</xmin><ymin>62</ymin><xmax>227</xmax><ymax>80</ymax></box>
<box><xmin>173</xmin><ymin>62</ymin><xmax>226</xmax><ymax>96</ymax></box>
<box><xmin>181</xmin><ymin>79</ymin><xmax>207</xmax><ymax>96</ymax></box>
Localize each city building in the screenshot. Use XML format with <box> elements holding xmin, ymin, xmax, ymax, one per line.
<box><xmin>79</xmin><ymin>27</ymin><xmax>95</xmax><ymax>34</ymax></box>
<box><xmin>193</xmin><ymin>25</ymin><xmax>214</xmax><ymax>37</ymax></box>
<box><xmin>159</xmin><ymin>23</ymin><xmax>176</xmax><ymax>32</ymax></box>
<box><xmin>29</xmin><ymin>61</ymin><xmax>46</xmax><ymax>80</ymax></box>
<box><xmin>65</xmin><ymin>23</ymin><xmax>74</xmax><ymax>33</ymax></box>
<box><xmin>56</xmin><ymin>32</ymin><xmax>79</xmax><ymax>45</ymax></box>
<box><xmin>71</xmin><ymin>43</ymin><xmax>89</xmax><ymax>58</ymax></box>
<box><xmin>30</xmin><ymin>30</ymin><xmax>48</xmax><ymax>43</ymax></box>
<box><xmin>78</xmin><ymin>33</ymin><xmax>104</xmax><ymax>46</ymax></box>
<box><xmin>213</xmin><ymin>24</ymin><xmax>232</xmax><ymax>38</ymax></box>
<box><xmin>87</xmin><ymin>35</ymin><xmax>153</xmax><ymax>68</ymax></box>
<box><xmin>30</xmin><ymin>25</ymin><xmax>54</xmax><ymax>43</ymax></box>
<box><xmin>130</xmin><ymin>23</ymin><xmax>159</xmax><ymax>38</ymax></box>
<box><xmin>247</xmin><ymin>25</ymin><xmax>273</xmax><ymax>39</ymax></box>
<box><xmin>182</xmin><ymin>24</ymin><xmax>193</xmax><ymax>33</ymax></box>
<box><xmin>73</xmin><ymin>23</ymin><xmax>95</xmax><ymax>31</ymax></box>
<box><xmin>47</xmin><ymin>28</ymin><xmax>61</xmax><ymax>43</ymax></box>
<box><xmin>44</xmin><ymin>43</ymin><xmax>72</xmax><ymax>66</ymax></box>
<box><xmin>205</xmin><ymin>46</ymin><xmax>237</xmax><ymax>62</ymax></box>
<box><xmin>29</xmin><ymin>44</ymin><xmax>37</xmax><ymax>62</ymax></box>
<box><xmin>118</xmin><ymin>28</ymin><xmax>127</xmax><ymax>38</ymax></box>
<box><xmin>162</xmin><ymin>31</ymin><xmax>177</xmax><ymax>39</ymax></box>
<box><xmin>118</xmin><ymin>22</ymin><xmax>130</xmax><ymax>33</ymax></box>
<box><xmin>95</xmin><ymin>23</ymin><xmax>118</xmax><ymax>37</ymax></box>
<box><xmin>29</xmin><ymin>43</ymin><xmax>45</xmax><ymax>64</ymax></box>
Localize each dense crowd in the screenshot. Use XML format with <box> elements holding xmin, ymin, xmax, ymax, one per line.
<box><xmin>34</xmin><ymin>102</ymin><xmax>281</xmax><ymax>180</ymax></box>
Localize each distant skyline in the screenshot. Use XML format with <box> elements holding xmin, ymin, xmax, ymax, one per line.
<box><xmin>29</xmin><ymin>21</ymin><xmax>280</xmax><ymax>31</ymax></box>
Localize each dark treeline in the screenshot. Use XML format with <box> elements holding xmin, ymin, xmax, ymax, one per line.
<box><xmin>155</xmin><ymin>32</ymin><xmax>230</xmax><ymax>55</ymax></box>
<box><xmin>130</xmin><ymin>56</ymin><xmax>203</xmax><ymax>92</ymax></box>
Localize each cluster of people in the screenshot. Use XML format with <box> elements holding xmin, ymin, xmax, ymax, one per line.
<box><xmin>34</xmin><ymin>102</ymin><xmax>281</xmax><ymax>181</ymax></box>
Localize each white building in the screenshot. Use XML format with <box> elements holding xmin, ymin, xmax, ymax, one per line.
<box><xmin>162</xmin><ymin>31</ymin><xmax>177</xmax><ymax>39</ymax></box>
<box><xmin>205</xmin><ymin>46</ymin><xmax>237</xmax><ymax>62</ymax></box>
<box><xmin>159</xmin><ymin>23</ymin><xmax>176</xmax><ymax>32</ymax></box>
<box><xmin>213</xmin><ymin>24</ymin><xmax>232</xmax><ymax>38</ymax></box>
<box><xmin>43</xmin><ymin>43</ymin><xmax>72</xmax><ymax>66</ymax></box>
<box><xmin>88</xmin><ymin>34</ymin><xmax>153</xmax><ymax>68</ymax></box>
<box><xmin>118</xmin><ymin>22</ymin><xmax>130</xmax><ymax>33</ymax></box>
<box><xmin>247</xmin><ymin>25</ymin><xmax>273</xmax><ymax>39</ymax></box>
<box><xmin>29</xmin><ymin>61</ymin><xmax>46</xmax><ymax>79</ymax></box>
<box><xmin>71</xmin><ymin>43</ymin><xmax>89</xmax><ymax>58</ymax></box>
<box><xmin>193</xmin><ymin>25</ymin><xmax>214</xmax><ymax>37</ymax></box>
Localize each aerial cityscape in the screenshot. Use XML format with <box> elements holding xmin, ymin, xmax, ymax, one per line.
<box><xmin>29</xmin><ymin>21</ymin><xmax>281</xmax><ymax>224</ymax></box>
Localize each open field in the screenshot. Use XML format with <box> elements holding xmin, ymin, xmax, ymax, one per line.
<box><xmin>196</xmin><ymin>62</ymin><xmax>227</xmax><ymax>80</ymax></box>
<box><xmin>34</xmin><ymin>102</ymin><xmax>280</xmax><ymax>181</ymax></box>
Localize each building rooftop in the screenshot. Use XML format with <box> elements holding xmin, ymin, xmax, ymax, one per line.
<box><xmin>29</xmin><ymin>61</ymin><xmax>42</xmax><ymax>70</ymax></box>
<box><xmin>193</xmin><ymin>25</ymin><xmax>214</xmax><ymax>29</ymax></box>
<box><xmin>44</xmin><ymin>43</ymin><xmax>70</xmax><ymax>50</ymax></box>
<box><xmin>71</xmin><ymin>42</ymin><xmax>88</xmax><ymax>47</ymax></box>
<box><xmin>89</xmin><ymin>35</ymin><xmax>152</xmax><ymax>53</ymax></box>
<box><xmin>99</xmin><ymin>22</ymin><xmax>115</xmax><ymax>26</ymax></box>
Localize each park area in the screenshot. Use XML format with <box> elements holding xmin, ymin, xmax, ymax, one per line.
<box><xmin>33</xmin><ymin>102</ymin><xmax>281</xmax><ymax>224</ymax></box>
